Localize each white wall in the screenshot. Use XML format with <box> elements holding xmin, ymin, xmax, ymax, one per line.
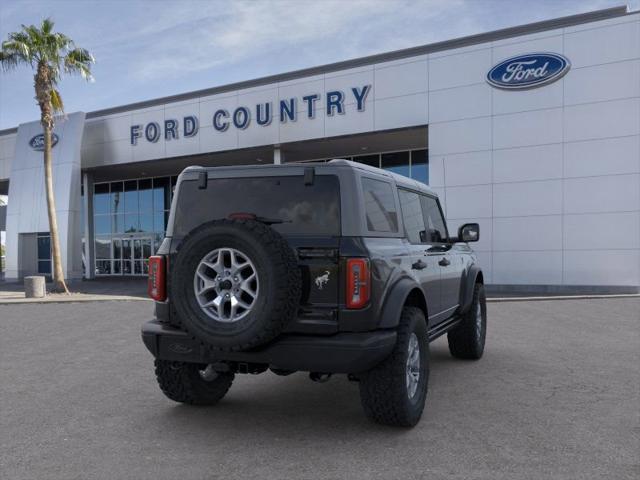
<box><xmin>428</xmin><ymin>12</ymin><xmax>640</xmax><ymax>289</ymax></box>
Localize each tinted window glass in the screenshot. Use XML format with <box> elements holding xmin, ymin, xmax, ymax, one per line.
<box><xmin>361</xmin><ymin>177</ymin><xmax>398</xmax><ymax>233</ymax></box>
<box><xmin>420</xmin><ymin>195</ymin><xmax>448</xmax><ymax>243</ymax></box>
<box><xmin>398</xmin><ymin>189</ymin><xmax>426</xmax><ymax>244</ymax></box>
<box><xmin>174</xmin><ymin>175</ymin><xmax>341</xmax><ymax>236</ymax></box>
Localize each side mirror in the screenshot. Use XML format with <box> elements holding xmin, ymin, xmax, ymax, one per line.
<box><xmin>458</xmin><ymin>223</ymin><xmax>480</xmax><ymax>242</ymax></box>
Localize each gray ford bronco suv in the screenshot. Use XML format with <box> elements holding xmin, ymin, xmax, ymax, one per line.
<box><xmin>142</xmin><ymin>159</ymin><xmax>486</xmax><ymax>427</ymax></box>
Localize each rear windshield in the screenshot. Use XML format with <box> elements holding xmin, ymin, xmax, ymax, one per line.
<box><xmin>173</xmin><ymin>175</ymin><xmax>341</xmax><ymax>236</ymax></box>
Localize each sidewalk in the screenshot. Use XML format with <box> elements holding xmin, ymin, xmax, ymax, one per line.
<box><xmin>0</xmin><ymin>277</ymin><xmax>150</xmax><ymax>304</ymax></box>
<box><xmin>1</xmin><ymin>276</ymin><xmax>637</xmax><ymax>305</ymax></box>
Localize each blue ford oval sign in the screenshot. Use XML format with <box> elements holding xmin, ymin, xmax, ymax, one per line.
<box><xmin>487</xmin><ymin>53</ymin><xmax>570</xmax><ymax>90</ymax></box>
<box><xmin>29</xmin><ymin>133</ymin><xmax>59</xmax><ymax>151</ymax></box>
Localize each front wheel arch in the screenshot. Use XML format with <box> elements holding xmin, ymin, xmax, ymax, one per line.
<box><xmin>458</xmin><ymin>265</ymin><xmax>483</xmax><ymax>315</ymax></box>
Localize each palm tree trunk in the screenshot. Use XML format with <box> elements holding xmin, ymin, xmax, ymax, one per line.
<box><xmin>43</xmin><ymin>123</ymin><xmax>69</xmax><ymax>294</ymax></box>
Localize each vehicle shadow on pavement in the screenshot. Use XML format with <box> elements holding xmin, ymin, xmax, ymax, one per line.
<box><xmin>148</xmin><ymin>341</ymin><xmax>496</xmax><ymax>438</ymax></box>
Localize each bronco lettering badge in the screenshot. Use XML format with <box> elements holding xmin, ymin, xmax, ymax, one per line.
<box><xmin>487</xmin><ymin>53</ymin><xmax>570</xmax><ymax>90</ymax></box>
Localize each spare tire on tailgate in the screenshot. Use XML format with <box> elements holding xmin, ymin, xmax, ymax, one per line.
<box><xmin>171</xmin><ymin>219</ymin><xmax>301</xmax><ymax>351</ymax></box>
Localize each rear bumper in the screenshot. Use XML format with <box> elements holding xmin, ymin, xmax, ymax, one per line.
<box><xmin>141</xmin><ymin>320</ymin><xmax>397</xmax><ymax>374</ymax></box>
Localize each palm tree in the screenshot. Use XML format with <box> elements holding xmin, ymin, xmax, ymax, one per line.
<box><xmin>0</xmin><ymin>18</ymin><xmax>94</xmax><ymax>293</ymax></box>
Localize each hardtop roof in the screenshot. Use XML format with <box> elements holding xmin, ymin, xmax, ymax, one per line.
<box><xmin>184</xmin><ymin>159</ymin><xmax>437</xmax><ymax>196</ymax></box>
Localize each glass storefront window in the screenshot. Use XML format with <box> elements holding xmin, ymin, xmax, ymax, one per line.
<box><xmin>37</xmin><ymin>234</ymin><xmax>50</xmax><ymax>260</ymax></box>
<box><xmin>353</xmin><ymin>154</ymin><xmax>380</xmax><ymax>168</ymax></box>
<box><xmin>96</xmin><ymin>260</ymin><xmax>111</xmax><ymax>275</ymax></box>
<box><xmin>124</xmin><ymin>180</ymin><xmax>138</xmax><ymax>213</ymax></box>
<box><xmin>95</xmin><ymin>236</ymin><xmax>111</xmax><ymax>259</ymax></box>
<box><xmin>382</xmin><ymin>151</ymin><xmax>410</xmax><ymax>178</ymax></box>
<box><xmin>153</xmin><ymin>177</ymin><xmax>170</xmax><ymax>212</ymax></box>
<box><xmin>351</xmin><ymin>149</ymin><xmax>429</xmax><ymax>184</ymax></box>
<box><xmin>93</xmin><ymin>175</ymin><xmax>173</xmax><ymax>276</ymax></box>
<box><xmin>112</xmin><ymin>214</ymin><xmax>124</xmax><ymax>234</ymax></box>
<box><xmin>124</xmin><ymin>213</ymin><xmax>139</xmax><ymax>233</ymax></box>
<box><xmin>94</xmin><ymin>183</ymin><xmax>110</xmax><ymax>214</ymax></box>
<box><xmin>113</xmin><ymin>238</ymin><xmax>122</xmax><ymax>260</ymax></box>
<box><xmin>411</xmin><ymin>149</ymin><xmax>428</xmax><ymax>184</ymax></box>
<box><xmin>37</xmin><ymin>232</ymin><xmax>51</xmax><ymax>275</ymax></box>
<box><xmin>110</xmin><ymin>182</ymin><xmax>123</xmax><ymax>215</ymax></box>
<box><xmin>140</xmin><ymin>213</ymin><xmax>153</xmax><ymax>232</ymax></box>
<box><xmin>139</xmin><ymin>179</ymin><xmax>153</xmax><ymax>212</ymax></box>
<box><xmin>38</xmin><ymin>260</ymin><xmax>51</xmax><ymax>274</ymax></box>
<box><xmin>94</xmin><ymin>215</ymin><xmax>111</xmax><ymax>235</ymax></box>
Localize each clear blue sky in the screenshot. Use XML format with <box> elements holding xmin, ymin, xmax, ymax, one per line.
<box><xmin>0</xmin><ymin>0</ymin><xmax>634</xmax><ymax>130</ymax></box>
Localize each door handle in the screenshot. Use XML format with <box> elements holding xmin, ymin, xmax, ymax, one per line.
<box><xmin>438</xmin><ymin>257</ymin><xmax>450</xmax><ymax>267</ymax></box>
<box><xmin>412</xmin><ymin>260</ymin><xmax>427</xmax><ymax>270</ymax></box>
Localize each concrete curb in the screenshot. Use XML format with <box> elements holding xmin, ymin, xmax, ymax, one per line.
<box><xmin>487</xmin><ymin>293</ymin><xmax>640</xmax><ymax>303</ymax></box>
<box><xmin>0</xmin><ymin>295</ymin><xmax>151</xmax><ymax>305</ymax></box>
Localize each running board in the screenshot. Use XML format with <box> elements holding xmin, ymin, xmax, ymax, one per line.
<box><xmin>427</xmin><ymin>316</ymin><xmax>462</xmax><ymax>342</ymax></box>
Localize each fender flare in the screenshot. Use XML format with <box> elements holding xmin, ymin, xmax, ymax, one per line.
<box><xmin>378</xmin><ymin>277</ymin><xmax>428</xmax><ymax>329</ymax></box>
<box><xmin>458</xmin><ymin>265</ymin><xmax>484</xmax><ymax>315</ymax></box>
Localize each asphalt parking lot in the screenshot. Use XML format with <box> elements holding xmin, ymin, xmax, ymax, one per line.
<box><xmin>1</xmin><ymin>298</ymin><xmax>638</xmax><ymax>480</ymax></box>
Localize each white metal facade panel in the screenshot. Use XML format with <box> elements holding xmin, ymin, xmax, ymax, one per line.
<box><xmin>428</xmin><ymin>12</ymin><xmax>640</xmax><ymax>288</ymax></box>
<box><xmin>5</xmin><ymin>113</ymin><xmax>85</xmax><ymax>280</ymax></box>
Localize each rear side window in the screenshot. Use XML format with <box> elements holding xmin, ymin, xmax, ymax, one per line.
<box><xmin>398</xmin><ymin>189</ymin><xmax>426</xmax><ymax>244</ymax></box>
<box><xmin>420</xmin><ymin>195</ymin><xmax>448</xmax><ymax>243</ymax></box>
<box><xmin>361</xmin><ymin>177</ymin><xmax>398</xmax><ymax>233</ymax></box>
<box><xmin>173</xmin><ymin>175</ymin><xmax>340</xmax><ymax>236</ymax></box>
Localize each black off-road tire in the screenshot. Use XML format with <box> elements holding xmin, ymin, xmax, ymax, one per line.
<box><xmin>171</xmin><ymin>219</ymin><xmax>301</xmax><ymax>352</ymax></box>
<box><xmin>359</xmin><ymin>307</ymin><xmax>429</xmax><ymax>427</ymax></box>
<box><xmin>448</xmin><ymin>283</ymin><xmax>486</xmax><ymax>360</ymax></box>
<box><xmin>154</xmin><ymin>360</ymin><xmax>234</xmax><ymax>405</ymax></box>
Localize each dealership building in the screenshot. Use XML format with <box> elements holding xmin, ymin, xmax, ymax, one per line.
<box><xmin>0</xmin><ymin>5</ymin><xmax>638</xmax><ymax>293</ymax></box>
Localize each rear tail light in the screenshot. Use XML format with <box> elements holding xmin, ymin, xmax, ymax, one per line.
<box><xmin>346</xmin><ymin>258</ymin><xmax>370</xmax><ymax>309</ymax></box>
<box><xmin>148</xmin><ymin>255</ymin><xmax>166</xmax><ymax>301</ymax></box>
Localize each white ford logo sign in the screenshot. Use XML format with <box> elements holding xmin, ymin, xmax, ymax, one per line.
<box><xmin>487</xmin><ymin>53</ymin><xmax>570</xmax><ymax>90</ymax></box>
<box><xmin>29</xmin><ymin>133</ymin><xmax>59</xmax><ymax>151</ymax></box>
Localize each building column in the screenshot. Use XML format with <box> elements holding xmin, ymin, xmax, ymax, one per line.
<box><xmin>273</xmin><ymin>146</ymin><xmax>282</xmax><ymax>165</ymax></box>
<box><xmin>83</xmin><ymin>171</ymin><xmax>95</xmax><ymax>279</ymax></box>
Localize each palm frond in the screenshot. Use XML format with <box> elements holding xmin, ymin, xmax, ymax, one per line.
<box><xmin>0</xmin><ymin>51</ymin><xmax>20</xmax><ymax>70</ymax></box>
<box><xmin>50</xmin><ymin>88</ymin><xmax>64</xmax><ymax>113</ymax></box>
<box><xmin>53</xmin><ymin>32</ymin><xmax>72</xmax><ymax>50</ymax></box>
<box><xmin>64</xmin><ymin>47</ymin><xmax>94</xmax><ymax>81</ymax></box>
<box><xmin>41</xmin><ymin>17</ymin><xmax>54</xmax><ymax>35</ymax></box>
<box><xmin>2</xmin><ymin>39</ymin><xmax>29</xmax><ymax>56</ymax></box>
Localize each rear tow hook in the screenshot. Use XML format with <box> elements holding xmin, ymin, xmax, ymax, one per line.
<box><xmin>309</xmin><ymin>372</ymin><xmax>332</xmax><ymax>383</ymax></box>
